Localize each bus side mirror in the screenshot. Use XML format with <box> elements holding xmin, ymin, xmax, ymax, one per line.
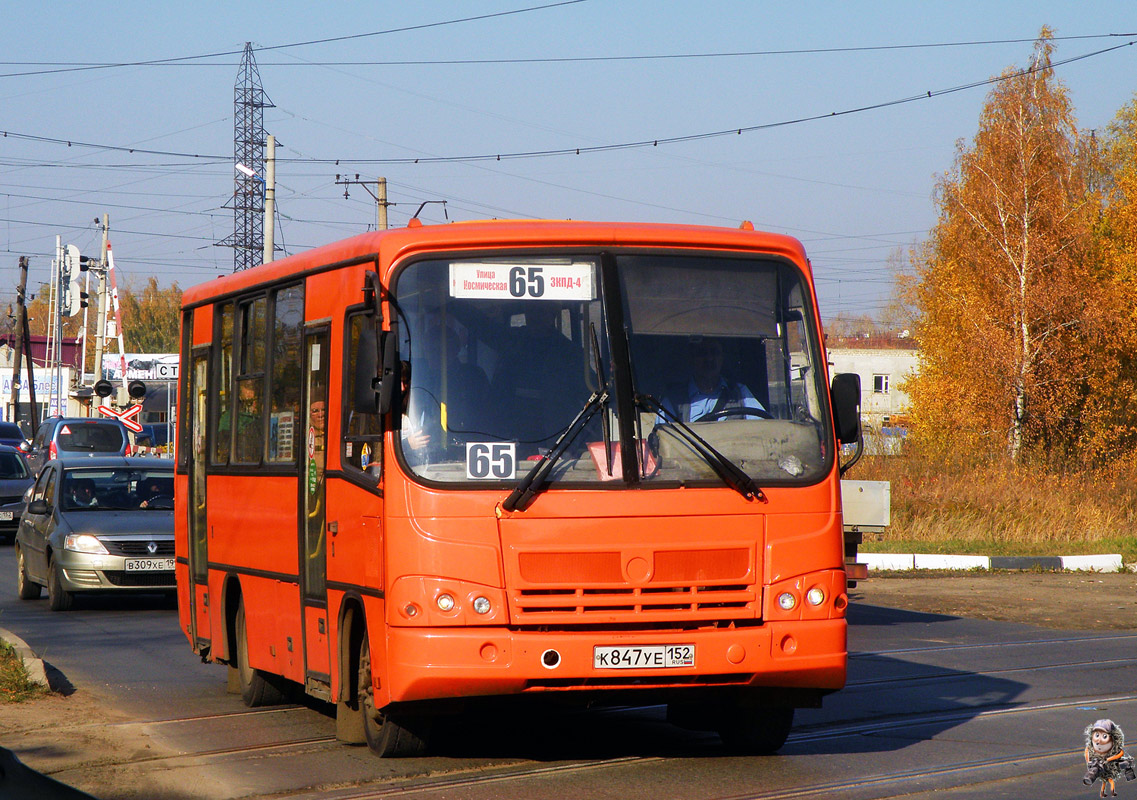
<box><xmin>353</xmin><ymin>321</ymin><xmax>400</xmax><ymax>416</ymax></box>
<box><xmin>354</xmin><ymin>320</ymin><xmax>380</xmax><ymax>415</ymax></box>
<box><xmin>830</xmin><ymin>372</ymin><xmax>861</xmax><ymax>445</ymax></box>
<box><xmin>376</xmin><ymin>331</ymin><xmax>399</xmax><ymax>416</ymax></box>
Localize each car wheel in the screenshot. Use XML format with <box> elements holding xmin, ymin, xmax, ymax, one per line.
<box><xmin>16</xmin><ymin>547</ymin><xmax>41</xmax><ymax>600</ymax></box>
<box><xmin>235</xmin><ymin>599</ymin><xmax>285</xmax><ymax>707</ymax></box>
<box><xmin>359</xmin><ymin>632</ymin><xmax>429</xmax><ymax>757</ymax></box>
<box><xmin>46</xmin><ymin>557</ymin><xmax>73</xmax><ymax>612</ymax></box>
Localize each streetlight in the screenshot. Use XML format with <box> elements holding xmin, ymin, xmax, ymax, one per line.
<box><xmin>236</xmin><ymin>163</ymin><xmax>265</xmax><ymax>198</ymax></box>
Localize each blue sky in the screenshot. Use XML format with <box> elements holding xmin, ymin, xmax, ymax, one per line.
<box><xmin>2</xmin><ymin>1</ymin><xmax>1135</xmax><ymax>321</ymax></box>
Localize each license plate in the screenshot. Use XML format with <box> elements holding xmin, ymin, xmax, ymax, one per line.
<box><xmin>593</xmin><ymin>644</ymin><xmax>695</xmax><ymax>669</ymax></box>
<box><xmin>124</xmin><ymin>558</ymin><xmax>175</xmax><ymax>572</ymax></box>
<box><xmin>0</xmin><ymin>511</ymin><xmax>12</xmax><ymax>521</ymax></box>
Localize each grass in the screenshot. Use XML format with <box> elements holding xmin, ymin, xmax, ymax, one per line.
<box><xmin>0</xmin><ymin>640</ymin><xmax>47</xmax><ymax>703</ymax></box>
<box><xmin>849</xmin><ymin>451</ymin><xmax>1137</xmax><ymax>563</ymax></box>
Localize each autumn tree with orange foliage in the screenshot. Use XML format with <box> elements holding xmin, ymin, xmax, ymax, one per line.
<box><xmin>1084</xmin><ymin>95</ymin><xmax>1137</xmax><ymax>460</ymax></box>
<box><xmin>908</xmin><ymin>31</ymin><xmax>1107</xmax><ymax>464</ymax></box>
<box><xmin>116</xmin><ymin>276</ymin><xmax>182</xmax><ymax>353</ymax></box>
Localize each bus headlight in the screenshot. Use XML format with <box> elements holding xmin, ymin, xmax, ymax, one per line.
<box><xmin>389</xmin><ymin>577</ymin><xmax>508</xmax><ymax>626</ymax></box>
<box><xmin>777</xmin><ymin>592</ymin><xmax>797</xmax><ymax>611</ymax></box>
<box><xmin>806</xmin><ymin>587</ymin><xmax>826</xmax><ymax>606</ymax></box>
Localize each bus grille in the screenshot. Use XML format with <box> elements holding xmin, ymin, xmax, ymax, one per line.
<box><xmin>513</xmin><ymin>585</ymin><xmax>756</xmax><ymax>623</ymax></box>
<box><xmin>509</xmin><ymin>546</ymin><xmax>758</xmax><ymax>624</ymax></box>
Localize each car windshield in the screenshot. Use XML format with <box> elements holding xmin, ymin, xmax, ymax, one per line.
<box><xmin>392</xmin><ymin>252</ymin><xmax>831</xmax><ymax>488</ymax></box>
<box><xmin>57</xmin><ymin>423</ymin><xmax>124</xmax><ymax>453</ymax></box>
<box><xmin>62</xmin><ymin>468</ymin><xmax>174</xmax><ymax>511</ymax></box>
<box><xmin>0</xmin><ymin>453</ymin><xmax>28</xmax><ymax>479</ymax></box>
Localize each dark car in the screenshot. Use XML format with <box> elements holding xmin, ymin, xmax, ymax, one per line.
<box><xmin>25</xmin><ymin>417</ymin><xmax>130</xmax><ymax>477</ymax></box>
<box><xmin>14</xmin><ymin>456</ymin><xmax>174</xmax><ymax>611</ymax></box>
<box><xmin>0</xmin><ymin>446</ymin><xmax>34</xmax><ymax>543</ymax></box>
<box><xmin>0</xmin><ymin>422</ymin><xmax>28</xmax><ymax>451</ymax></box>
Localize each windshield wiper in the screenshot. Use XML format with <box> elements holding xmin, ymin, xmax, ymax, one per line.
<box><xmin>502</xmin><ymin>389</ymin><xmax>608</xmax><ymax>513</ymax></box>
<box><xmin>637</xmin><ymin>393</ymin><xmax>765</xmax><ymax>503</ymax></box>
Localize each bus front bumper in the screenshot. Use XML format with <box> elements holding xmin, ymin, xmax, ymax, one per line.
<box><xmin>383</xmin><ymin>618</ymin><xmax>846</xmax><ymax>706</ymax></box>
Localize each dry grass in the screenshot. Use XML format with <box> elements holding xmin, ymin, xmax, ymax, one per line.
<box><xmin>0</xmin><ymin>641</ymin><xmax>47</xmax><ymax>703</ymax></box>
<box><xmin>851</xmin><ymin>451</ymin><xmax>1137</xmax><ymax>560</ymax></box>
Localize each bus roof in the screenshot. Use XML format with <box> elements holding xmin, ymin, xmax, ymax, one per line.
<box><xmin>181</xmin><ymin>219</ymin><xmax>810</xmax><ymax>308</ymax></box>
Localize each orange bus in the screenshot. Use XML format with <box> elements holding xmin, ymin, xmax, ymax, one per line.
<box><xmin>175</xmin><ymin>219</ymin><xmax>862</xmax><ymax>756</ymax></box>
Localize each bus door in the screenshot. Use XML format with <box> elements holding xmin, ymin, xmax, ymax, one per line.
<box><xmin>187</xmin><ymin>350</ymin><xmax>211</xmax><ymax>648</ymax></box>
<box><xmin>301</xmin><ymin>329</ymin><xmax>331</xmax><ymax>684</ymax></box>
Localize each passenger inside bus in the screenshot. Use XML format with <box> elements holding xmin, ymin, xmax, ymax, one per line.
<box><xmin>400</xmin><ymin>362</ymin><xmax>432</xmax><ymax>466</ymax></box>
<box><xmin>660</xmin><ymin>338</ymin><xmax>768</xmax><ymax>422</ymax></box>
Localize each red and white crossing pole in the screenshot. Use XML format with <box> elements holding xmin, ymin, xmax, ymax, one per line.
<box><xmin>105</xmin><ymin>243</ymin><xmax>129</xmax><ymax>399</ymax></box>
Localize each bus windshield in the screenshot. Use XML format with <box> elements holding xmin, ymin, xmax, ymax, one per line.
<box><xmin>394</xmin><ymin>252</ymin><xmax>831</xmax><ymax>487</ymax></box>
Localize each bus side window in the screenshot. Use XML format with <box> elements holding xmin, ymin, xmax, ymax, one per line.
<box><xmin>232</xmin><ymin>297</ymin><xmax>267</xmax><ymax>465</ymax></box>
<box><xmin>267</xmin><ymin>284</ymin><xmax>304</xmax><ymax>463</ymax></box>
<box><xmin>211</xmin><ymin>302</ymin><xmax>234</xmax><ymax>465</ymax></box>
<box><xmin>343</xmin><ymin>311</ymin><xmax>383</xmax><ymax>478</ymax></box>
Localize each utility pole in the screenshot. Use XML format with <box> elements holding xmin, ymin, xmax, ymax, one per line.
<box><xmin>336</xmin><ymin>175</ymin><xmax>391</xmax><ymax>230</ymax></box>
<box><xmin>93</xmin><ymin>214</ymin><xmax>109</xmax><ymax>386</ymax></box>
<box><xmin>11</xmin><ymin>256</ymin><xmax>39</xmax><ymax>435</ymax></box>
<box><xmin>377</xmin><ymin>177</ymin><xmax>388</xmax><ymax>231</ymax></box>
<box><xmin>263</xmin><ymin>134</ymin><xmax>276</xmax><ymax>264</ymax></box>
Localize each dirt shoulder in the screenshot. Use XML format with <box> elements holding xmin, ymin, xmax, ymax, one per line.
<box><xmin>851</xmin><ymin>570</ymin><xmax>1137</xmax><ymax>630</ymax></box>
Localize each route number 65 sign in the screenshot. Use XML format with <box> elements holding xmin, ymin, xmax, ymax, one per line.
<box><xmin>466</xmin><ymin>442</ymin><xmax>517</xmax><ymax>480</ymax></box>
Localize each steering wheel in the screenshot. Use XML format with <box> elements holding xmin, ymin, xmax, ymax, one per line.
<box><xmin>693</xmin><ymin>406</ymin><xmax>772</xmax><ymax>422</ymax></box>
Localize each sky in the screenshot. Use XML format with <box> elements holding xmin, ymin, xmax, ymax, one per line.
<box><xmin>2</xmin><ymin>1</ymin><xmax>1135</xmax><ymax>324</ymax></box>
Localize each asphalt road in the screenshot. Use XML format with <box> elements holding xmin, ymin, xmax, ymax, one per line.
<box><xmin>0</xmin><ymin>544</ymin><xmax>1132</xmax><ymax>800</ymax></box>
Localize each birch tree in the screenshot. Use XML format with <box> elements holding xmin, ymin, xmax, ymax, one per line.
<box><xmin>909</xmin><ymin>31</ymin><xmax>1096</xmax><ymax>462</ymax></box>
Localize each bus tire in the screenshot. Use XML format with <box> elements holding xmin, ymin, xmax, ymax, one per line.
<box><xmin>717</xmin><ymin>706</ymin><xmax>794</xmax><ymax>754</ymax></box>
<box><xmin>47</xmin><ymin>558</ymin><xmax>73</xmax><ymax>612</ymax></box>
<box><xmin>358</xmin><ymin>633</ymin><xmax>429</xmax><ymax>757</ymax></box>
<box><xmin>16</xmin><ymin>547</ymin><xmax>41</xmax><ymax>600</ymax></box>
<box><xmin>235</xmin><ymin>599</ymin><xmax>285</xmax><ymax>707</ymax></box>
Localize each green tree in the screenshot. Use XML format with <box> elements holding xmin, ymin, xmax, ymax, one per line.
<box><xmin>908</xmin><ymin>30</ymin><xmax>1099</xmax><ymax>463</ymax></box>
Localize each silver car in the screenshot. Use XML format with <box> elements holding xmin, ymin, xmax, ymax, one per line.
<box><xmin>15</xmin><ymin>457</ymin><xmax>174</xmax><ymax>611</ymax></box>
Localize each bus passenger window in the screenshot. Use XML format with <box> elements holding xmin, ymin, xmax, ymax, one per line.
<box><xmin>267</xmin><ymin>284</ymin><xmax>304</xmax><ymax>463</ymax></box>
<box><xmin>231</xmin><ymin>378</ymin><xmax>264</xmax><ymax>463</ymax></box>
<box><xmin>211</xmin><ymin>302</ymin><xmax>234</xmax><ymax>465</ymax></box>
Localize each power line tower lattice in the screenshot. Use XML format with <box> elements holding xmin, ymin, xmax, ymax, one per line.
<box><xmin>219</xmin><ymin>43</ymin><xmax>274</xmax><ymax>272</ymax></box>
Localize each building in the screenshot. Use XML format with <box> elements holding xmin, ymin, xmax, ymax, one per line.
<box><xmin>828</xmin><ymin>347</ymin><xmax>919</xmax><ymax>453</ymax></box>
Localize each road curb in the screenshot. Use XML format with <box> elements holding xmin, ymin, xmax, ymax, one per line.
<box><xmin>861</xmin><ymin>553</ymin><xmax>1125</xmax><ymax>573</ymax></box>
<box><xmin>0</xmin><ymin>627</ymin><xmax>48</xmax><ymax>688</ymax></box>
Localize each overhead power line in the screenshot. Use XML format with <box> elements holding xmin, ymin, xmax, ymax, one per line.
<box><xmin>2</xmin><ymin>38</ymin><xmax>1129</xmax><ymax>167</ymax></box>
<box><xmin>0</xmin><ymin>1</ymin><xmax>589</xmax><ymax>79</ymax></box>
<box><xmin>2</xmin><ymin>32</ymin><xmax>1133</xmax><ymax>71</ymax></box>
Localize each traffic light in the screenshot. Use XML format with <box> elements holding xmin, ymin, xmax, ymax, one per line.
<box><xmin>94</xmin><ymin>380</ymin><xmax>113</xmax><ymax>398</ymax></box>
<box><xmin>127</xmin><ymin>380</ymin><xmax>146</xmax><ymax>400</ymax></box>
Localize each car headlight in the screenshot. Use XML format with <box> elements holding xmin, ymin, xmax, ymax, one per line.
<box><xmin>64</xmin><ymin>534</ymin><xmax>109</xmax><ymax>555</ymax></box>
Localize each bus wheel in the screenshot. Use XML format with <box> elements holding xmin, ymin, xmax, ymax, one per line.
<box><xmin>235</xmin><ymin>599</ymin><xmax>285</xmax><ymax>707</ymax></box>
<box><xmin>358</xmin><ymin>633</ymin><xmax>429</xmax><ymax>757</ymax></box>
<box><xmin>717</xmin><ymin>706</ymin><xmax>794</xmax><ymax>754</ymax></box>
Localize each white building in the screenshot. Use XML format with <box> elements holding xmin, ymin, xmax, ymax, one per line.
<box><xmin>827</xmin><ymin>347</ymin><xmax>919</xmax><ymax>436</ymax></box>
